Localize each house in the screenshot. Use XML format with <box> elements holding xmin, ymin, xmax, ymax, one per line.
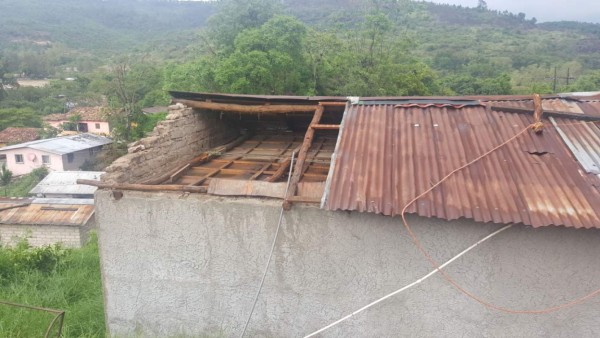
<box><xmin>93</xmin><ymin>92</ymin><xmax>600</xmax><ymax>337</ymax></box>
<box><xmin>0</xmin><ymin>133</ymin><xmax>112</xmax><ymax>176</ymax></box>
<box><xmin>0</xmin><ymin>127</ymin><xmax>41</xmax><ymax>147</ymax></box>
<box><xmin>0</xmin><ymin>197</ymin><xmax>95</xmax><ymax>248</ymax></box>
<box><xmin>29</xmin><ymin>171</ymin><xmax>104</xmax><ymax>199</ymax></box>
<box><xmin>44</xmin><ymin>106</ymin><xmax>110</xmax><ymax>135</ymax></box>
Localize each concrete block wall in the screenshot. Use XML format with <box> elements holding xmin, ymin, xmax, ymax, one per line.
<box><xmin>95</xmin><ymin>190</ymin><xmax>600</xmax><ymax>337</ymax></box>
<box><xmin>102</xmin><ymin>103</ymin><xmax>237</xmax><ymax>184</ymax></box>
<box><xmin>0</xmin><ymin>224</ymin><xmax>84</xmax><ymax>248</ymax></box>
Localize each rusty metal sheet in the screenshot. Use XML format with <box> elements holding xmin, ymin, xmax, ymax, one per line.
<box><xmin>0</xmin><ymin>203</ymin><xmax>94</xmax><ymax>226</ymax></box>
<box><xmin>323</xmin><ymin>103</ymin><xmax>600</xmax><ymax>229</ymax></box>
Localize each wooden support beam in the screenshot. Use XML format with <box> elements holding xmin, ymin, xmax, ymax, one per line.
<box><xmin>318</xmin><ymin>101</ymin><xmax>347</xmax><ymax>107</ymax></box>
<box><xmin>174</xmin><ymin>99</ymin><xmax>318</xmax><ymax>114</ymax></box>
<box><xmin>283</xmin><ymin>105</ymin><xmax>324</xmax><ymax>209</ymax></box>
<box><xmin>249</xmin><ymin>163</ymin><xmax>272</xmax><ymax>180</ymax></box>
<box><xmin>169</xmin><ymin>164</ymin><xmax>190</xmax><ymax>183</ymax></box>
<box><xmin>311</xmin><ymin>124</ymin><xmax>340</xmax><ymax>130</ymax></box>
<box><xmin>267</xmin><ymin>158</ymin><xmax>291</xmax><ymax>183</ymax></box>
<box><xmin>77</xmin><ymin>179</ymin><xmax>207</xmax><ymax>193</ymax></box>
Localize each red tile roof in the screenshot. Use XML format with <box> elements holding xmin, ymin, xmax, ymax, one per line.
<box><xmin>0</xmin><ymin>127</ymin><xmax>41</xmax><ymax>145</ymax></box>
<box><xmin>44</xmin><ymin>106</ymin><xmax>109</xmax><ymax>122</ymax></box>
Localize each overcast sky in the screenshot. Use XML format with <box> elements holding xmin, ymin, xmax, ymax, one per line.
<box><xmin>427</xmin><ymin>0</ymin><xmax>600</xmax><ymax>23</ymax></box>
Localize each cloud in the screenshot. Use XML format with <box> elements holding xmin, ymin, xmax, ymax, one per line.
<box><xmin>427</xmin><ymin>0</ymin><xmax>600</xmax><ymax>23</ymax></box>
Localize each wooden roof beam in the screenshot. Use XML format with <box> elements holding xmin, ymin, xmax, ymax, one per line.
<box><xmin>174</xmin><ymin>99</ymin><xmax>319</xmax><ymax>114</ymax></box>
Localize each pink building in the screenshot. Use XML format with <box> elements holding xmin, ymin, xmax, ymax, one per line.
<box><xmin>0</xmin><ymin>133</ymin><xmax>112</xmax><ymax>176</ymax></box>
<box><xmin>44</xmin><ymin>106</ymin><xmax>111</xmax><ymax>135</ymax></box>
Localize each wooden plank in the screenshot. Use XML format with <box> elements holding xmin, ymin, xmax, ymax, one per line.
<box><xmin>267</xmin><ymin>158</ymin><xmax>291</xmax><ymax>182</ymax></box>
<box><xmin>77</xmin><ymin>179</ymin><xmax>207</xmax><ymax>193</ymax></box>
<box><xmin>174</xmin><ymin>99</ymin><xmax>318</xmax><ymax>114</ymax></box>
<box><xmin>311</xmin><ymin>124</ymin><xmax>340</xmax><ymax>130</ymax></box>
<box><xmin>283</xmin><ymin>105</ymin><xmax>324</xmax><ymax>209</ymax></box>
<box><xmin>188</xmin><ymin>136</ymin><xmax>268</xmax><ymax>186</ymax></box>
<box><xmin>249</xmin><ymin>163</ymin><xmax>272</xmax><ymax>180</ymax></box>
<box><xmin>169</xmin><ymin>164</ymin><xmax>190</xmax><ymax>183</ymax></box>
<box><xmin>138</xmin><ymin>133</ymin><xmax>251</xmax><ymax>185</ymax></box>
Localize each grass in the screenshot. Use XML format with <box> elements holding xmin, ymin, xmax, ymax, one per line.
<box><xmin>1</xmin><ymin>167</ymin><xmax>48</xmax><ymax>197</ymax></box>
<box><xmin>0</xmin><ymin>234</ymin><xmax>105</xmax><ymax>337</ymax></box>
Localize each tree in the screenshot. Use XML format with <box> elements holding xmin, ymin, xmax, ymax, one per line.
<box><xmin>207</xmin><ymin>0</ymin><xmax>282</xmax><ymax>50</ymax></box>
<box><xmin>214</xmin><ymin>16</ymin><xmax>310</xmax><ymax>95</ymax></box>
<box><xmin>0</xmin><ymin>163</ymin><xmax>12</xmax><ymax>197</ymax></box>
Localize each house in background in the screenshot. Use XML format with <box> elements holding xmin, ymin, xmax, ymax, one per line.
<box><xmin>44</xmin><ymin>106</ymin><xmax>110</xmax><ymax>135</ymax></box>
<box><xmin>30</xmin><ymin>171</ymin><xmax>104</xmax><ymax>199</ymax></box>
<box><xmin>0</xmin><ymin>197</ymin><xmax>95</xmax><ymax>248</ymax></box>
<box><xmin>0</xmin><ymin>133</ymin><xmax>112</xmax><ymax>176</ymax></box>
<box><xmin>0</xmin><ymin>127</ymin><xmax>41</xmax><ymax>147</ymax></box>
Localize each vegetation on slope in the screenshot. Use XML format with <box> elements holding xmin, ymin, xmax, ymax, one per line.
<box><xmin>0</xmin><ymin>234</ymin><xmax>104</xmax><ymax>337</ymax></box>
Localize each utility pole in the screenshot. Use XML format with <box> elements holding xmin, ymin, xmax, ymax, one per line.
<box><xmin>545</xmin><ymin>67</ymin><xmax>577</xmax><ymax>93</ymax></box>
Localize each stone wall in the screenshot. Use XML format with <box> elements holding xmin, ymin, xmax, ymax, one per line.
<box><xmin>95</xmin><ymin>190</ymin><xmax>600</xmax><ymax>337</ymax></box>
<box><xmin>102</xmin><ymin>103</ymin><xmax>237</xmax><ymax>184</ymax></box>
<box><xmin>0</xmin><ymin>224</ymin><xmax>85</xmax><ymax>248</ymax></box>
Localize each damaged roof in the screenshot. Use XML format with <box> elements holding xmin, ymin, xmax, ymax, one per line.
<box><xmin>161</xmin><ymin>92</ymin><xmax>600</xmax><ymax>229</ymax></box>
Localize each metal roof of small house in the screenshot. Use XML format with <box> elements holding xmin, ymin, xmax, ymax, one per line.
<box><xmin>0</xmin><ymin>199</ymin><xmax>94</xmax><ymax>226</ymax></box>
<box><xmin>0</xmin><ymin>127</ymin><xmax>41</xmax><ymax>144</ymax></box>
<box><xmin>30</xmin><ymin>171</ymin><xmax>104</xmax><ymax>196</ymax></box>
<box><xmin>0</xmin><ymin>133</ymin><xmax>112</xmax><ymax>155</ymax></box>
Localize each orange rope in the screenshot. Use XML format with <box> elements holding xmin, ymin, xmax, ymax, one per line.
<box><xmin>400</xmin><ymin>123</ymin><xmax>600</xmax><ymax>314</ymax></box>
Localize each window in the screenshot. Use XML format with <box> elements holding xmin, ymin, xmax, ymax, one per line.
<box><xmin>42</xmin><ymin>155</ymin><xmax>51</xmax><ymax>165</ymax></box>
<box><xmin>67</xmin><ymin>153</ymin><xmax>74</xmax><ymax>163</ymax></box>
<box><xmin>14</xmin><ymin>154</ymin><xmax>24</xmax><ymax>164</ymax></box>
<box><xmin>95</xmin><ymin>123</ymin><xmax>101</xmax><ymax>129</ymax></box>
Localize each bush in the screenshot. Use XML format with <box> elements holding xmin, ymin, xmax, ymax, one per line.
<box><xmin>0</xmin><ymin>234</ymin><xmax>105</xmax><ymax>337</ymax></box>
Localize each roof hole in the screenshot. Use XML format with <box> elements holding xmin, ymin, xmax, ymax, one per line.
<box><xmin>527</xmin><ymin>151</ymin><xmax>549</xmax><ymax>156</ymax></box>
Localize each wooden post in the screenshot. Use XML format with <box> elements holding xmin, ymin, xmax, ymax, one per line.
<box><xmin>283</xmin><ymin>105</ymin><xmax>324</xmax><ymax>210</ymax></box>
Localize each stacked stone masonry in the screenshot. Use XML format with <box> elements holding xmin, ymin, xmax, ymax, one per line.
<box><xmin>103</xmin><ymin>103</ymin><xmax>237</xmax><ymax>184</ymax></box>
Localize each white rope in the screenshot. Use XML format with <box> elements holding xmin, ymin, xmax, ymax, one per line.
<box><xmin>304</xmin><ymin>224</ymin><xmax>514</xmax><ymax>338</ymax></box>
<box><xmin>240</xmin><ymin>151</ymin><xmax>296</xmax><ymax>338</ymax></box>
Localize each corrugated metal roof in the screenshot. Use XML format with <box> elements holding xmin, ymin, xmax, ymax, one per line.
<box><xmin>29</xmin><ymin>171</ymin><xmax>104</xmax><ymax>195</ymax></box>
<box><xmin>323</xmin><ymin>103</ymin><xmax>600</xmax><ymax>229</ymax></box>
<box><xmin>0</xmin><ymin>133</ymin><xmax>112</xmax><ymax>155</ymax></box>
<box><xmin>550</xmin><ymin>118</ymin><xmax>600</xmax><ymax>177</ymax></box>
<box><xmin>0</xmin><ymin>202</ymin><xmax>94</xmax><ymax>226</ymax></box>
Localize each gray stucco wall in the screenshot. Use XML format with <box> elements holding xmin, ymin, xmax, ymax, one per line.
<box><xmin>95</xmin><ymin>190</ymin><xmax>600</xmax><ymax>337</ymax></box>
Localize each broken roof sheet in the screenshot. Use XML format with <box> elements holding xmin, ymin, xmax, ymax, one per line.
<box><xmin>30</xmin><ymin>171</ymin><xmax>104</xmax><ymax>195</ymax></box>
<box><xmin>0</xmin><ymin>133</ymin><xmax>112</xmax><ymax>155</ymax></box>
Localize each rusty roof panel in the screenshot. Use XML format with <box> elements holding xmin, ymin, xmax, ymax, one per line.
<box><xmin>0</xmin><ymin>203</ymin><xmax>94</xmax><ymax>226</ymax></box>
<box><xmin>490</xmin><ymin>98</ymin><xmax>600</xmax><ymax>118</ymax></box>
<box><xmin>323</xmin><ymin>103</ymin><xmax>600</xmax><ymax>229</ymax></box>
